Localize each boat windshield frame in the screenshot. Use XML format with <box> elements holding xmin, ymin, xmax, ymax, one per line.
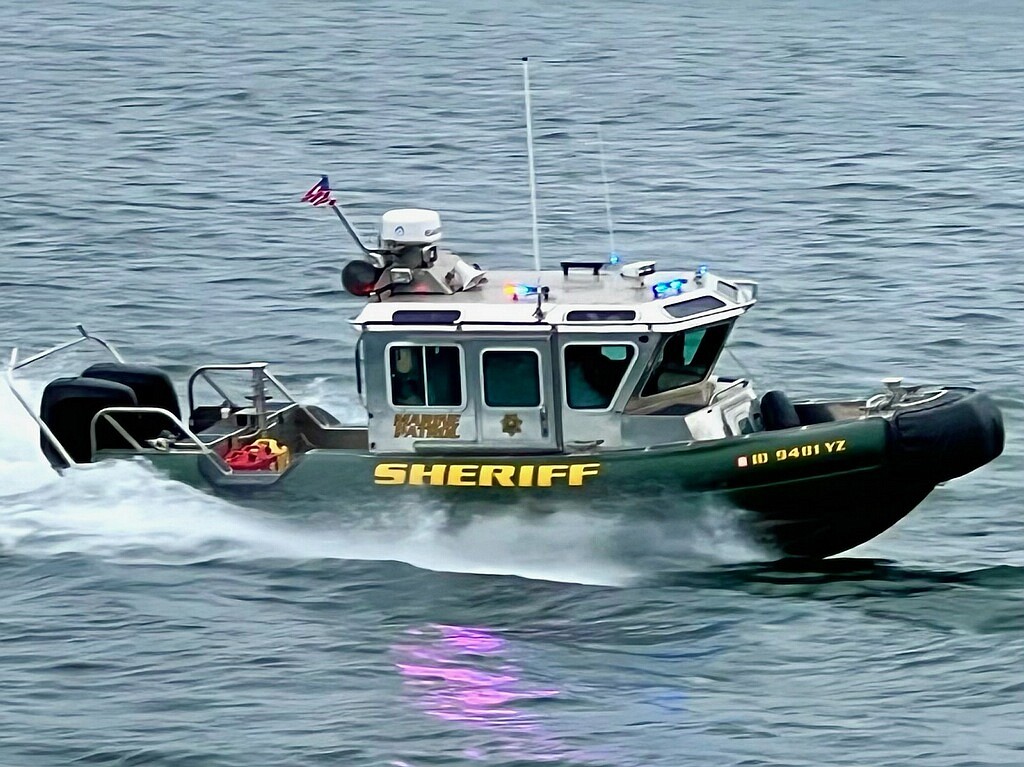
<box><xmin>634</xmin><ymin>320</ymin><xmax>736</xmax><ymax>402</ymax></box>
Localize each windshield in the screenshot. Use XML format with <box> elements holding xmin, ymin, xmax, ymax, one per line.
<box><xmin>641</xmin><ymin>323</ymin><xmax>732</xmax><ymax>397</ymax></box>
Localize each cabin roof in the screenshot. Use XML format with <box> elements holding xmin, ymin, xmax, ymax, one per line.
<box><xmin>352</xmin><ymin>266</ymin><xmax>757</xmax><ymax>330</ymax></box>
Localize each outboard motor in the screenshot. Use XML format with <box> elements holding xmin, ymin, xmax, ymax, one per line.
<box><xmin>39</xmin><ymin>364</ymin><xmax>182</xmax><ymax>468</ymax></box>
<box><xmin>39</xmin><ymin>377</ymin><xmax>138</xmax><ymax>467</ymax></box>
<box><xmin>83</xmin><ymin>362</ymin><xmax>180</xmax><ymax>421</ymax></box>
<box><xmin>84</xmin><ymin>362</ymin><xmax>183</xmax><ymax>443</ymax></box>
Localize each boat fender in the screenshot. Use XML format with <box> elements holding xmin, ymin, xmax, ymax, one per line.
<box><xmin>891</xmin><ymin>392</ymin><xmax>1004</xmax><ymax>483</ymax></box>
<box><xmin>760</xmin><ymin>390</ymin><xmax>801</xmax><ymax>431</ymax></box>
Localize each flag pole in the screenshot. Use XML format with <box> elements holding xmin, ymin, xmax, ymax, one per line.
<box><xmin>303</xmin><ymin>175</ymin><xmax>378</xmax><ymax>259</ymax></box>
<box><xmin>328</xmin><ymin>201</ymin><xmax>377</xmax><ymax>259</ymax></box>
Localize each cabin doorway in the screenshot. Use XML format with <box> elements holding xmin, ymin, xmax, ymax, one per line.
<box><xmin>477</xmin><ymin>341</ymin><xmax>559</xmax><ymax>451</ymax></box>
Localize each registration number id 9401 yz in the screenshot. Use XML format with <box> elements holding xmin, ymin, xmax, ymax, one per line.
<box><xmin>736</xmin><ymin>439</ymin><xmax>847</xmax><ymax>468</ymax></box>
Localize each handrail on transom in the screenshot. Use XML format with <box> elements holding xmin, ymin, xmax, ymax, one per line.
<box><xmin>89</xmin><ymin>406</ymin><xmax>232</xmax><ymax>476</ymax></box>
<box><xmin>5</xmin><ymin>325</ymin><xmax>126</xmax><ymax>469</ymax></box>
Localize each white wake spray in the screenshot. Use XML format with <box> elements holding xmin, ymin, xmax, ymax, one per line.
<box><xmin>0</xmin><ymin>377</ymin><xmax>766</xmax><ymax>584</ymax></box>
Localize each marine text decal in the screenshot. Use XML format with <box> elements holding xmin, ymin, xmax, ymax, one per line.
<box><xmin>736</xmin><ymin>440</ymin><xmax>847</xmax><ymax>468</ymax></box>
<box><xmin>374</xmin><ymin>462</ymin><xmax>601</xmax><ymax>487</ymax></box>
<box><xmin>393</xmin><ymin>413</ymin><xmax>461</xmax><ymax>439</ymax></box>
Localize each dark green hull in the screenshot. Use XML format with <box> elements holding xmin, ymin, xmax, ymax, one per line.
<box><xmin>132</xmin><ymin>391</ymin><xmax>1004</xmax><ymax>558</ymax></box>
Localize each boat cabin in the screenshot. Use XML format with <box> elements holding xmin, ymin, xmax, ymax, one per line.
<box><xmin>9</xmin><ymin>206</ymin><xmax>762</xmax><ymax>474</ymax></box>
<box><xmin>348</xmin><ymin>209</ymin><xmax>759</xmax><ymax>455</ymax></box>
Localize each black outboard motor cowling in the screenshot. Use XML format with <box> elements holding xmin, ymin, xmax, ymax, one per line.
<box><xmin>39</xmin><ymin>377</ymin><xmax>138</xmax><ymax>468</ymax></box>
<box><xmin>81</xmin><ymin>363</ymin><xmax>181</xmax><ymax>440</ymax></box>
<box><xmin>81</xmin><ymin>363</ymin><xmax>179</xmax><ymax>417</ymax></box>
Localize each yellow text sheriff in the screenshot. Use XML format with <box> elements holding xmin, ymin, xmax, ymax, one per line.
<box><xmin>374</xmin><ymin>462</ymin><xmax>602</xmax><ymax>487</ymax></box>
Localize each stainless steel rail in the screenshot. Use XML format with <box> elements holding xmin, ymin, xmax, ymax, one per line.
<box><xmin>8</xmin><ymin>325</ymin><xmax>343</xmax><ymax>473</ymax></box>
<box><xmin>5</xmin><ymin>325</ymin><xmax>125</xmax><ymax>469</ymax></box>
<box><xmin>88</xmin><ymin>407</ymin><xmax>231</xmax><ymax>475</ymax></box>
<box><xmin>186</xmin><ymin>363</ymin><xmax>336</xmax><ymax>430</ymax></box>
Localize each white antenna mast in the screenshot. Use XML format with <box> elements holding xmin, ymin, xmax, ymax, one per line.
<box><xmin>596</xmin><ymin>125</ymin><xmax>617</xmax><ymax>262</ymax></box>
<box><xmin>522</xmin><ymin>57</ymin><xmax>542</xmax><ymax>277</ymax></box>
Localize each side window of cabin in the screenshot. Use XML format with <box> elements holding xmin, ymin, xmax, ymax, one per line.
<box><xmin>482</xmin><ymin>350</ymin><xmax>541</xmax><ymax>407</ymax></box>
<box><xmin>389</xmin><ymin>345</ymin><xmax>462</xmax><ymax>407</ymax></box>
<box><xmin>564</xmin><ymin>344</ymin><xmax>635</xmax><ymax>410</ymax></box>
<box><xmin>641</xmin><ymin>323</ymin><xmax>731</xmax><ymax>397</ymax></box>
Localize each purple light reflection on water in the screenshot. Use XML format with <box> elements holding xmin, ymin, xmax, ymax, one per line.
<box><xmin>436</xmin><ymin>624</ymin><xmax>507</xmax><ymax>654</ymax></box>
<box><xmin>391</xmin><ymin>629</ymin><xmax>684</xmax><ymax>765</ymax></box>
<box><xmin>398</xmin><ymin>662</ymin><xmax>517</xmax><ymax>689</ymax></box>
<box><xmin>392</xmin><ymin>624</ymin><xmax>574</xmax><ymax>759</ymax></box>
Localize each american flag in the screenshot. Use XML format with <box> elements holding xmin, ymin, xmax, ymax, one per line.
<box><xmin>301</xmin><ymin>175</ymin><xmax>336</xmax><ymax>206</ymax></box>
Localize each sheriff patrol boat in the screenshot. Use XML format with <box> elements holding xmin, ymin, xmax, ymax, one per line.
<box><xmin>5</xmin><ymin>58</ymin><xmax>1007</xmax><ymax>558</ymax></box>
<box><xmin>6</xmin><ymin>201</ymin><xmax>1005</xmax><ymax>558</ymax></box>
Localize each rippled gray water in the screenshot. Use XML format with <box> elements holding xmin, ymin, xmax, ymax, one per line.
<box><xmin>1</xmin><ymin>1</ymin><xmax>1022</xmax><ymax>764</ymax></box>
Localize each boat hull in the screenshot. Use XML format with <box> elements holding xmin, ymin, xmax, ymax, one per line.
<box><xmin>128</xmin><ymin>390</ymin><xmax>1003</xmax><ymax>559</ymax></box>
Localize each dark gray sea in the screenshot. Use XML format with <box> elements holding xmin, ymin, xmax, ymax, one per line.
<box><xmin>1</xmin><ymin>0</ymin><xmax>1022</xmax><ymax>764</ymax></box>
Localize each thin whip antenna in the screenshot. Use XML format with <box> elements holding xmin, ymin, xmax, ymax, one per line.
<box><xmin>596</xmin><ymin>125</ymin><xmax>616</xmax><ymax>261</ymax></box>
<box><xmin>522</xmin><ymin>57</ymin><xmax>541</xmax><ymax>277</ymax></box>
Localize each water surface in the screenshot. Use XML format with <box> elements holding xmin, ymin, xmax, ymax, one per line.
<box><xmin>1</xmin><ymin>1</ymin><xmax>1022</xmax><ymax>764</ymax></box>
